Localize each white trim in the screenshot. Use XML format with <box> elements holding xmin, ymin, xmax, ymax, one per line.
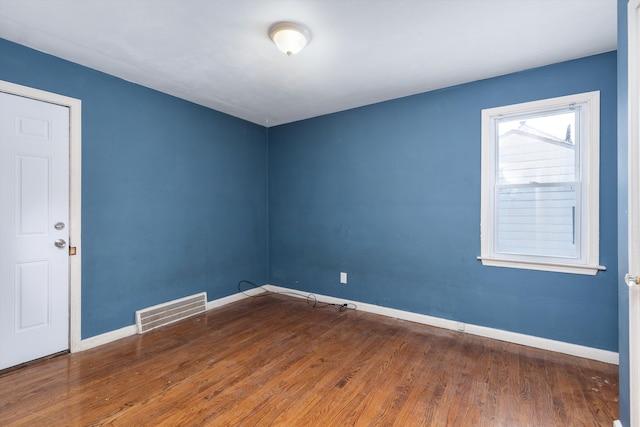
<box><xmin>206</xmin><ymin>287</ymin><xmax>266</xmax><ymax>310</ymax></box>
<box><xmin>630</xmin><ymin>0</ymin><xmax>640</xmax><ymax>281</ymax></box>
<box><xmin>480</xmin><ymin>91</ymin><xmax>601</xmax><ymax>275</ymax></box>
<box><xmin>629</xmin><ymin>279</ymin><xmax>640</xmax><ymax>426</ymax></box>
<box><xmin>477</xmin><ymin>256</ymin><xmax>605</xmax><ymax>275</ymax></box>
<box><xmin>629</xmin><ymin>1</ymin><xmax>640</xmax><ymax>426</ymax></box>
<box><xmin>630</xmin><ymin>282</ymin><xmax>640</xmax><ymax>427</ymax></box>
<box><xmin>77</xmin><ymin>289</ymin><xmax>264</xmax><ymax>350</ymax></box>
<box><xmin>0</xmin><ymin>80</ymin><xmax>82</xmax><ymax>353</ymax></box>
<box><xmin>78</xmin><ymin>325</ymin><xmax>137</xmax><ymax>351</ymax></box>
<box><xmin>614</xmin><ymin>420</ymin><xmax>624</xmax><ymax>427</ymax></box>
<box><xmin>73</xmin><ymin>285</ymin><xmax>617</xmax><ymax>365</ymax></box>
<box><xmin>265</xmin><ymin>284</ymin><xmax>619</xmax><ymax>364</ymax></box>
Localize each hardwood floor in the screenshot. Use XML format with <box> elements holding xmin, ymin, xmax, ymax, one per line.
<box><xmin>0</xmin><ymin>293</ymin><xmax>618</xmax><ymax>426</ymax></box>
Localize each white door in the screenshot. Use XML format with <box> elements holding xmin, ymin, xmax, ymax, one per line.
<box><xmin>0</xmin><ymin>92</ymin><xmax>70</xmax><ymax>370</ymax></box>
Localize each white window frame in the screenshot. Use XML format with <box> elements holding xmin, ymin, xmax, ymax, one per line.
<box><xmin>480</xmin><ymin>91</ymin><xmax>604</xmax><ymax>275</ymax></box>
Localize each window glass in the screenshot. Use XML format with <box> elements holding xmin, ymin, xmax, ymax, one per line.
<box><xmin>495</xmin><ymin>109</ymin><xmax>579</xmax><ymax>259</ymax></box>
<box><xmin>480</xmin><ymin>92</ymin><xmax>601</xmax><ymax>275</ymax></box>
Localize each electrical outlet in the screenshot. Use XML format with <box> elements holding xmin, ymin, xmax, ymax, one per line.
<box><xmin>340</xmin><ymin>272</ymin><xmax>347</xmax><ymax>284</ymax></box>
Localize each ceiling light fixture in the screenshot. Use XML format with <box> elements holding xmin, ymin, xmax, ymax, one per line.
<box><xmin>269</xmin><ymin>22</ymin><xmax>311</xmax><ymax>56</ymax></box>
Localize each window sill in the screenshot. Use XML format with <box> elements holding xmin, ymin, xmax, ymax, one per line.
<box><xmin>477</xmin><ymin>256</ymin><xmax>606</xmax><ymax>276</ymax></box>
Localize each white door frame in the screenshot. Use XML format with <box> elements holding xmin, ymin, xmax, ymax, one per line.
<box><xmin>0</xmin><ymin>80</ymin><xmax>82</xmax><ymax>353</ymax></box>
<box><xmin>628</xmin><ymin>1</ymin><xmax>640</xmax><ymax>426</ymax></box>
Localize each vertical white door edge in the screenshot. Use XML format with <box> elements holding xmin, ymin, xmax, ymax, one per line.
<box><xmin>0</xmin><ymin>80</ymin><xmax>82</xmax><ymax>354</ymax></box>
<box><xmin>628</xmin><ymin>1</ymin><xmax>640</xmax><ymax>426</ymax></box>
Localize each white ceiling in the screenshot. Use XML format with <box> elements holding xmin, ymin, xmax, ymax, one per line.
<box><xmin>0</xmin><ymin>0</ymin><xmax>617</xmax><ymax>127</ymax></box>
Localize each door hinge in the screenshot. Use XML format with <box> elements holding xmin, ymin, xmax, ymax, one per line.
<box><xmin>69</xmin><ymin>246</ymin><xmax>77</xmax><ymax>256</ymax></box>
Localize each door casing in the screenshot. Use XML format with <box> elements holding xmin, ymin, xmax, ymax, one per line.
<box><xmin>628</xmin><ymin>1</ymin><xmax>640</xmax><ymax>426</ymax></box>
<box><xmin>0</xmin><ymin>80</ymin><xmax>82</xmax><ymax>353</ymax></box>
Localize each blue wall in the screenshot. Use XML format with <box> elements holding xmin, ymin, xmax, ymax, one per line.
<box><xmin>0</xmin><ymin>38</ymin><xmax>620</xmax><ymax>355</ymax></box>
<box><xmin>0</xmin><ymin>39</ymin><xmax>269</xmax><ymax>338</ymax></box>
<box><xmin>617</xmin><ymin>0</ymin><xmax>631</xmax><ymax>424</ymax></box>
<box><xmin>269</xmin><ymin>52</ymin><xmax>618</xmax><ymax>351</ymax></box>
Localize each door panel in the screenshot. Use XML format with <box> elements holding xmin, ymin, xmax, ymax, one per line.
<box><xmin>0</xmin><ymin>92</ymin><xmax>69</xmax><ymax>370</ymax></box>
<box><xmin>16</xmin><ymin>155</ymin><xmax>50</xmax><ymax>235</ymax></box>
<box><xmin>16</xmin><ymin>261</ymin><xmax>49</xmax><ymax>330</ymax></box>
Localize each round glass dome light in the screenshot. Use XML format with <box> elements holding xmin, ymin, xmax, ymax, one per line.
<box><xmin>269</xmin><ymin>22</ymin><xmax>311</xmax><ymax>56</ymax></box>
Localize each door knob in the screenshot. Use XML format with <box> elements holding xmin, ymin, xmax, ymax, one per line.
<box><xmin>54</xmin><ymin>222</ymin><xmax>65</xmax><ymax>230</ymax></box>
<box><xmin>54</xmin><ymin>239</ymin><xmax>67</xmax><ymax>248</ymax></box>
<box><xmin>625</xmin><ymin>274</ymin><xmax>640</xmax><ymax>285</ymax></box>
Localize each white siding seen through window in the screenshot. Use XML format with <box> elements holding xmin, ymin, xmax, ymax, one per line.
<box><xmin>480</xmin><ymin>92</ymin><xmax>603</xmax><ymax>275</ymax></box>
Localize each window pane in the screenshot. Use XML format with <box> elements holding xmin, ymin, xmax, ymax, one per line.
<box><xmin>496</xmin><ymin>185</ymin><xmax>577</xmax><ymax>258</ymax></box>
<box><xmin>481</xmin><ymin>92</ymin><xmax>599</xmax><ymax>274</ymax></box>
<box><xmin>497</xmin><ymin>111</ymin><xmax>576</xmax><ymax>185</ymax></box>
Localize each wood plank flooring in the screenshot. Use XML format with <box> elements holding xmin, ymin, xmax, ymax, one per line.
<box><xmin>0</xmin><ymin>293</ymin><xmax>618</xmax><ymax>426</ymax></box>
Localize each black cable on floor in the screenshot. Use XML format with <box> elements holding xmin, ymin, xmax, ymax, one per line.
<box><xmin>237</xmin><ymin>280</ymin><xmax>357</xmax><ymax>312</ymax></box>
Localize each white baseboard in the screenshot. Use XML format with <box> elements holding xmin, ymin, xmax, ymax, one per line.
<box><xmin>78</xmin><ymin>324</ymin><xmax>137</xmax><ymax>351</ymax></box>
<box><xmin>206</xmin><ymin>287</ymin><xmax>266</xmax><ymax>310</ymax></box>
<box><xmin>76</xmin><ymin>285</ymin><xmax>618</xmax><ymax>365</ymax></box>
<box><xmin>264</xmin><ymin>284</ymin><xmax>619</xmax><ymax>365</ymax></box>
<box><xmin>613</xmin><ymin>420</ymin><xmax>623</xmax><ymax>427</ymax></box>
<box><xmin>76</xmin><ymin>288</ymin><xmax>265</xmax><ymax>352</ymax></box>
